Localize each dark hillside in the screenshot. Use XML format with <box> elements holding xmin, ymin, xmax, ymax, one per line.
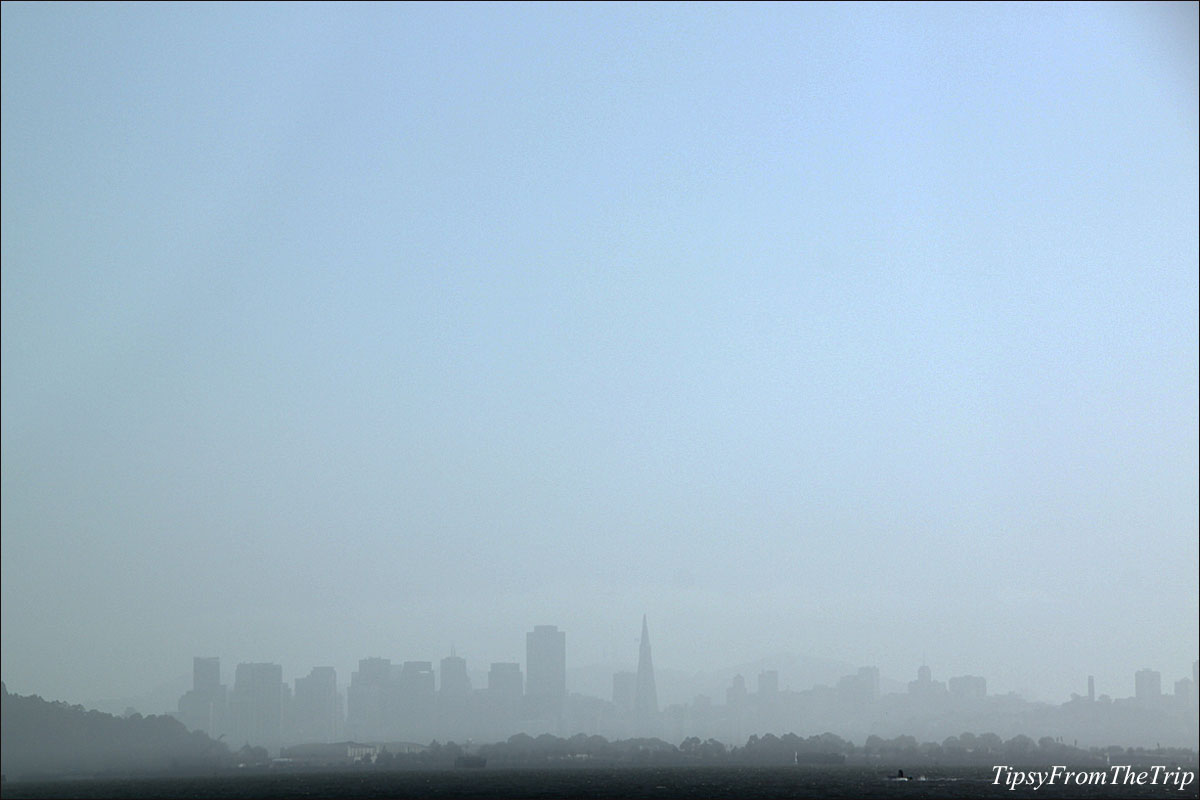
<box><xmin>1</xmin><ymin>682</ymin><xmax>229</xmax><ymax>778</ymax></box>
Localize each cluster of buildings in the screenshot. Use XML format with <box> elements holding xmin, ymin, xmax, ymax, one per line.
<box><xmin>176</xmin><ymin>619</ymin><xmax>659</xmax><ymax>754</ymax></box>
<box><xmin>656</xmin><ymin>661</ymin><xmax>1198</xmax><ymax>748</ymax></box>
<box><xmin>174</xmin><ymin>622</ymin><xmax>1199</xmax><ymax>754</ymax></box>
<box><xmin>1131</xmin><ymin>667</ymin><xmax>1195</xmax><ymax>706</ymax></box>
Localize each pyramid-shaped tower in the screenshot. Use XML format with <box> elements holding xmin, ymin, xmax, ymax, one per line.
<box><xmin>634</xmin><ymin>614</ymin><xmax>658</xmax><ymax>716</ymax></box>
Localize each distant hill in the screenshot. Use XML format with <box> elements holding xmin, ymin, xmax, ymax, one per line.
<box><xmin>1</xmin><ymin>682</ymin><xmax>229</xmax><ymax>778</ymax></box>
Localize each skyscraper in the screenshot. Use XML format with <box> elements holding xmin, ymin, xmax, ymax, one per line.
<box><xmin>525</xmin><ymin>625</ymin><xmax>566</xmax><ymax>720</ymax></box>
<box><xmin>488</xmin><ymin>662</ymin><xmax>524</xmax><ymax>699</ymax></box>
<box><xmin>486</xmin><ymin>661</ymin><xmax>524</xmax><ymax>734</ymax></box>
<box><xmin>397</xmin><ymin>661</ymin><xmax>436</xmax><ymax>740</ymax></box>
<box><xmin>194</xmin><ymin>657</ymin><xmax>220</xmax><ymax>695</ymax></box>
<box><xmin>437</xmin><ymin>650</ymin><xmax>472</xmax><ymax>741</ymax></box>
<box><xmin>230</xmin><ymin>662</ymin><xmax>284</xmax><ymax>753</ymax></box>
<box><xmin>346</xmin><ymin>657</ymin><xmax>392</xmax><ymax>741</ymax></box>
<box><xmin>635</xmin><ymin>615</ymin><xmax>658</xmax><ymax>716</ymax></box>
<box><xmin>292</xmin><ymin>666</ymin><xmax>339</xmax><ymax>744</ymax></box>
<box><xmin>439</xmin><ymin>651</ymin><xmax>471</xmax><ymax>701</ymax></box>
<box><xmin>1135</xmin><ymin>668</ymin><xmax>1162</xmax><ymax>702</ymax></box>
<box><xmin>177</xmin><ymin>656</ymin><xmax>225</xmax><ymax>736</ymax></box>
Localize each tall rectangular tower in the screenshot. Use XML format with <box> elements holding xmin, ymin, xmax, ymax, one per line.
<box><xmin>487</xmin><ymin>661</ymin><xmax>524</xmax><ymax>726</ymax></box>
<box><xmin>292</xmin><ymin>667</ymin><xmax>339</xmax><ymax>744</ymax></box>
<box><xmin>439</xmin><ymin>653</ymin><xmax>471</xmax><ymax>700</ymax></box>
<box><xmin>231</xmin><ymin>662</ymin><xmax>284</xmax><ymax>754</ymax></box>
<box><xmin>346</xmin><ymin>657</ymin><xmax>392</xmax><ymax>742</ymax></box>
<box><xmin>194</xmin><ymin>657</ymin><xmax>221</xmax><ymax>694</ymax></box>
<box><xmin>178</xmin><ymin>656</ymin><xmax>226</xmax><ymax>736</ymax></box>
<box><xmin>1135</xmin><ymin>668</ymin><xmax>1162</xmax><ymax>701</ymax></box>
<box><xmin>525</xmin><ymin>625</ymin><xmax>566</xmax><ymax>719</ymax></box>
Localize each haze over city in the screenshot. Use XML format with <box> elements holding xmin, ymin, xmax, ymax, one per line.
<box><xmin>2</xmin><ymin>0</ymin><xmax>1196</xmax><ymax>723</ymax></box>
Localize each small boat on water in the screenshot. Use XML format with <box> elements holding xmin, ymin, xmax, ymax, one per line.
<box><xmin>888</xmin><ymin>769</ymin><xmax>927</xmax><ymax>782</ymax></box>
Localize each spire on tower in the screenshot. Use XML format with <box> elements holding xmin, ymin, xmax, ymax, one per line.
<box><xmin>635</xmin><ymin>614</ymin><xmax>658</xmax><ymax>717</ymax></box>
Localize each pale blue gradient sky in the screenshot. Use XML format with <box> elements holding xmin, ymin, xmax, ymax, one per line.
<box><xmin>2</xmin><ymin>2</ymin><xmax>1197</xmax><ymax>707</ymax></box>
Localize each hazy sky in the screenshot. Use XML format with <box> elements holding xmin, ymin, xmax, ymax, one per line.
<box><xmin>2</xmin><ymin>2</ymin><xmax>1197</xmax><ymax>709</ymax></box>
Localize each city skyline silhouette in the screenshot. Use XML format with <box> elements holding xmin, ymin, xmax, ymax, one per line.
<box><xmin>3</xmin><ymin>2</ymin><xmax>1196</xmax><ymax>757</ymax></box>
